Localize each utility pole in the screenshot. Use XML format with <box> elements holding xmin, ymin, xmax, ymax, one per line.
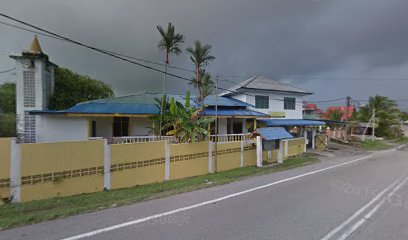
<box><xmin>345</xmin><ymin>96</ymin><xmax>352</xmax><ymax>141</ymax></box>
<box><xmin>214</xmin><ymin>74</ymin><xmax>219</xmax><ymax>172</ymax></box>
<box><xmin>372</xmin><ymin>108</ymin><xmax>376</xmax><ymax>141</ymax></box>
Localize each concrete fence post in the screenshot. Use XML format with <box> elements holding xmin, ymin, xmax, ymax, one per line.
<box><xmin>103</xmin><ymin>139</ymin><xmax>111</xmax><ymax>191</ymax></box>
<box><xmin>278</xmin><ymin>140</ymin><xmax>284</xmax><ymax>164</ymax></box>
<box><xmin>10</xmin><ymin>138</ymin><xmax>21</xmax><ymax>202</ymax></box>
<box><xmin>240</xmin><ymin>141</ymin><xmax>244</xmax><ymax>167</ymax></box>
<box><xmin>256</xmin><ymin>136</ymin><xmax>263</xmax><ymax>167</ymax></box>
<box><xmin>164</xmin><ymin>141</ymin><xmax>170</xmax><ymax>180</ymax></box>
<box><xmin>285</xmin><ymin>140</ymin><xmax>289</xmax><ymax>157</ymax></box>
<box><xmin>208</xmin><ymin>141</ymin><xmax>213</xmax><ymax>173</ymax></box>
<box><xmin>312</xmin><ymin>129</ymin><xmax>316</xmax><ymax>149</ymax></box>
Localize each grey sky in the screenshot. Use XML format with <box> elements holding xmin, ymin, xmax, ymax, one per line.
<box><xmin>1</xmin><ymin>0</ymin><xmax>408</xmax><ymax>110</ymax></box>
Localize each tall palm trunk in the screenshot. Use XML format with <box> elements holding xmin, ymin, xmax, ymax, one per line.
<box><xmin>159</xmin><ymin>50</ymin><xmax>169</xmax><ymax>138</ymax></box>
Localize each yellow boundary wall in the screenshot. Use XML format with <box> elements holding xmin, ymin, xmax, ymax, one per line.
<box><xmin>1</xmin><ymin>137</ymin><xmax>305</xmax><ymax>203</ymax></box>
<box><xmin>20</xmin><ymin>140</ymin><xmax>104</xmax><ymax>202</ymax></box>
<box><xmin>110</xmin><ymin>142</ymin><xmax>165</xmax><ymax>188</ymax></box>
<box><xmin>0</xmin><ymin>138</ymin><xmax>11</xmax><ymax>200</ymax></box>
<box><xmin>170</xmin><ymin>141</ymin><xmax>209</xmax><ymax>179</ymax></box>
<box><xmin>243</xmin><ymin>143</ymin><xmax>257</xmax><ymax>166</ymax></box>
<box><xmin>287</xmin><ymin>138</ymin><xmax>306</xmax><ymax>157</ymax></box>
<box><xmin>216</xmin><ymin>142</ymin><xmax>242</xmax><ymax>172</ymax></box>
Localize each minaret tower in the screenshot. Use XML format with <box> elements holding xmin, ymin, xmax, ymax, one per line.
<box><xmin>10</xmin><ymin>36</ymin><xmax>56</xmax><ymax>143</ymax></box>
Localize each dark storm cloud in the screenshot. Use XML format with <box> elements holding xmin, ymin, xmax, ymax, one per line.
<box><xmin>0</xmin><ymin>0</ymin><xmax>407</xmax><ymax>109</ymax></box>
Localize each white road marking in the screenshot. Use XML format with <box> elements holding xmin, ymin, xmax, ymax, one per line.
<box><xmin>60</xmin><ymin>155</ymin><xmax>372</xmax><ymax>240</ymax></box>
<box><xmin>336</xmin><ymin>175</ymin><xmax>408</xmax><ymax>240</ymax></box>
<box><xmin>320</xmin><ymin>173</ymin><xmax>407</xmax><ymax>240</ymax></box>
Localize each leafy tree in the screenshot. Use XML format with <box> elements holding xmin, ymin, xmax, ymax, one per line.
<box><xmin>355</xmin><ymin>95</ymin><xmax>402</xmax><ymax>139</ymax></box>
<box><xmin>189</xmin><ymin>69</ymin><xmax>214</xmax><ymax>104</ymax></box>
<box><xmin>0</xmin><ymin>82</ymin><xmax>16</xmax><ymax>113</ymax></box>
<box><xmin>49</xmin><ymin>67</ymin><xmax>114</xmax><ymax>110</ymax></box>
<box><xmin>325</xmin><ymin>109</ymin><xmax>344</xmax><ymax>121</ymax></box>
<box><xmin>401</xmin><ymin>111</ymin><xmax>408</xmax><ymax>121</ymax></box>
<box><xmin>186</xmin><ymin>40</ymin><xmax>215</xmax><ymax>104</ymax></box>
<box><xmin>154</xmin><ymin>91</ymin><xmax>214</xmax><ymax>143</ymax></box>
<box><xmin>0</xmin><ymin>113</ymin><xmax>16</xmax><ymax>137</ymax></box>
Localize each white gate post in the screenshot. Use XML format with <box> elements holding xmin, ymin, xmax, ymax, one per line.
<box><xmin>278</xmin><ymin>140</ymin><xmax>284</xmax><ymax>164</ymax></box>
<box><xmin>240</xmin><ymin>141</ymin><xmax>244</xmax><ymax>167</ymax></box>
<box><xmin>165</xmin><ymin>141</ymin><xmax>170</xmax><ymax>180</ymax></box>
<box><xmin>256</xmin><ymin>136</ymin><xmax>263</xmax><ymax>167</ymax></box>
<box><xmin>103</xmin><ymin>139</ymin><xmax>111</xmax><ymax>191</ymax></box>
<box><xmin>10</xmin><ymin>138</ymin><xmax>21</xmax><ymax>202</ymax></box>
<box><xmin>312</xmin><ymin>129</ymin><xmax>317</xmax><ymax>149</ymax></box>
<box><xmin>285</xmin><ymin>140</ymin><xmax>289</xmax><ymax>157</ymax></box>
<box><xmin>208</xmin><ymin>141</ymin><xmax>213</xmax><ymax>173</ymax></box>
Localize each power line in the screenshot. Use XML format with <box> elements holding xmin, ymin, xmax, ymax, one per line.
<box><xmin>0</xmin><ymin>19</ymin><xmax>195</xmax><ymax>74</ymax></box>
<box><xmin>0</xmin><ymin>12</ymin><xmax>352</xmax><ymax>107</ymax></box>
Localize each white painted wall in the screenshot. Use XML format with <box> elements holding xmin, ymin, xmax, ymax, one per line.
<box><xmin>129</xmin><ymin>118</ymin><xmax>153</xmax><ymax>136</ymax></box>
<box><xmin>90</xmin><ymin>117</ymin><xmax>113</xmax><ymax>138</ymax></box>
<box><xmin>36</xmin><ymin>115</ymin><xmax>88</xmax><ymax>143</ymax></box>
<box><xmin>218</xmin><ymin>118</ymin><xmax>228</xmax><ymax>134</ymax></box>
<box><xmin>230</xmin><ymin>90</ymin><xmax>304</xmax><ymax>119</ymax></box>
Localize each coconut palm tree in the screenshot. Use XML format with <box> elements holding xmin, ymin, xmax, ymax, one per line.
<box><xmin>186</xmin><ymin>40</ymin><xmax>215</xmax><ymax>104</ymax></box>
<box><xmin>326</xmin><ymin>109</ymin><xmax>344</xmax><ymax>121</ymax></box>
<box><xmin>157</xmin><ymin>23</ymin><xmax>184</xmax><ymax>136</ymax></box>
<box><xmin>355</xmin><ymin>95</ymin><xmax>402</xmax><ymax>138</ymax></box>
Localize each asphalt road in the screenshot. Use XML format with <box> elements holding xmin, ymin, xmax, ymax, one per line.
<box><xmin>1</xmin><ymin>145</ymin><xmax>408</xmax><ymax>240</ymax></box>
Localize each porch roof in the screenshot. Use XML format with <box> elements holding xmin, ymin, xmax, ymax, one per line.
<box><xmin>259</xmin><ymin>119</ymin><xmax>326</xmax><ymax>127</ymax></box>
<box><xmin>254</xmin><ymin>127</ymin><xmax>294</xmax><ymax>140</ymax></box>
<box><xmin>200</xmin><ymin>108</ymin><xmax>269</xmax><ymax>118</ymax></box>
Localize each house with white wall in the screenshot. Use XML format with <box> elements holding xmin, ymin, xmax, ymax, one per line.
<box><xmin>11</xmin><ymin>36</ymin><xmax>324</xmax><ymax>145</ymax></box>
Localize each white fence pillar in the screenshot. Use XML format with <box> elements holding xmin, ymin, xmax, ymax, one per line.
<box><xmin>165</xmin><ymin>141</ymin><xmax>170</xmax><ymax>180</ymax></box>
<box><xmin>285</xmin><ymin>140</ymin><xmax>289</xmax><ymax>157</ymax></box>
<box><xmin>240</xmin><ymin>141</ymin><xmax>244</xmax><ymax>167</ymax></box>
<box><xmin>312</xmin><ymin>129</ymin><xmax>316</xmax><ymax>149</ymax></box>
<box><xmin>208</xmin><ymin>141</ymin><xmax>213</xmax><ymax>173</ymax></box>
<box><xmin>103</xmin><ymin>139</ymin><xmax>111</xmax><ymax>191</ymax></box>
<box><xmin>256</xmin><ymin>136</ymin><xmax>263</xmax><ymax>167</ymax></box>
<box><xmin>10</xmin><ymin>138</ymin><xmax>21</xmax><ymax>202</ymax></box>
<box><xmin>278</xmin><ymin>140</ymin><xmax>284</xmax><ymax>164</ymax></box>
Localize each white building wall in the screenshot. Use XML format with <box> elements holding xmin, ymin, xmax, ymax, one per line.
<box><xmin>129</xmin><ymin>118</ymin><xmax>152</xmax><ymax>136</ymax></box>
<box><xmin>36</xmin><ymin>115</ymin><xmax>88</xmax><ymax>143</ymax></box>
<box><xmin>218</xmin><ymin>118</ymin><xmax>228</xmax><ymax>134</ymax></box>
<box><xmin>231</xmin><ymin>91</ymin><xmax>304</xmax><ymax>119</ymax></box>
<box><xmin>90</xmin><ymin>117</ymin><xmax>113</xmax><ymax>138</ymax></box>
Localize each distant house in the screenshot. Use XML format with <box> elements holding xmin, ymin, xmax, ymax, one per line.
<box><xmin>303</xmin><ymin>102</ymin><xmax>324</xmax><ymax>120</ymax></box>
<box><xmin>325</xmin><ymin>106</ymin><xmax>355</xmax><ymax>121</ymax></box>
<box><xmin>220</xmin><ymin>75</ymin><xmax>312</xmax><ymax>119</ymax></box>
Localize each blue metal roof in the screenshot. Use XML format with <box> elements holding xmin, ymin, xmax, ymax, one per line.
<box><xmin>201</xmin><ymin>109</ymin><xmax>269</xmax><ymax>117</ymax></box>
<box><xmin>259</xmin><ymin>119</ymin><xmax>326</xmax><ymax>127</ymax></box>
<box><xmin>29</xmin><ymin>93</ymin><xmax>264</xmax><ymax>117</ymax></box>
<box><xmin>255</xmin><ymin>127</ymin><xmax>294</xmax><ymax>140</ymax></box>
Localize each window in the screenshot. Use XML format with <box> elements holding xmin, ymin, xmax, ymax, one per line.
<box><xmin>284</xmin><ymin>97</ymin><xmax>296</xmax><ymax>110</ymax></box>
<box><xmin>90</xmin><ymin>121</ymin><xmax>97</xmax><ymax>137</ymax></box>
<box><xmin>255</xmin><ymin>95</ymin><xmax>269</xmax><ymax>109</ymax></box>
<box><xmin>23</xmin><ymin>71</ymin><xmax>35</xmax><ymax>107</ymax></box>
<box><xmin>113</xmin><ymin>117</ymin><xmax>129</xmax><ymax>137</ymax></box>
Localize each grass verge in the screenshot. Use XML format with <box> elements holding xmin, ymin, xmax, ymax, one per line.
<box><xmin>360</xmin><ymin>140</ymin><xmax>391</xmax><ymax>151</ymax></box>
<box><xmin>392</xmin><ymin>137</ymin><xmax>408</xmax><ymax>144</ymax></box>
<box><xmin>0</xmin><ymin>154</ymin><xmax>318</xmax><ymax>229</ymax></box>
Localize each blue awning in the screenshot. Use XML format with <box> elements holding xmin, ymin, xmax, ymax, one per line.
<box><xmin>201</xmin><ymin>109</ymin><xmax>269</xmax><ymax>117</ymax></box>
<box><xmin>259</xmin><ymin>119</ymin><xmax>326</xmax><ymax>127</ymax></box>
<box><xmin>254</xmin><ymin>127</ymin><xmax>294</xmax><ymax>141</ymax></box>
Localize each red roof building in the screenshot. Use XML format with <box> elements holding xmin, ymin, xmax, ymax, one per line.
<box><xmin>325</xmin><ymin>106</ymin><xmax>355</xmax><ymax>121</ymax></box>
